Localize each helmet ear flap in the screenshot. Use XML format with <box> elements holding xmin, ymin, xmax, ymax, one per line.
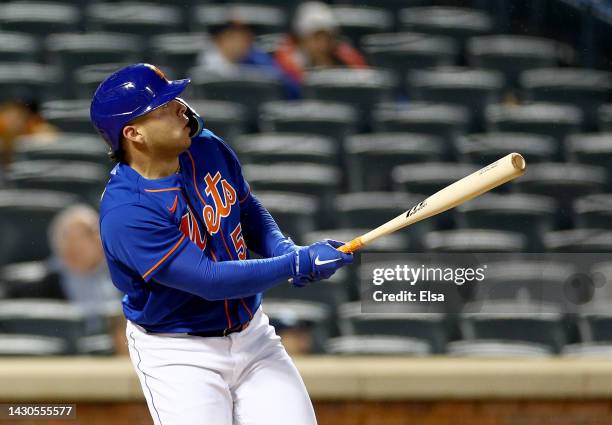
<box><xmin>176</xmin><ymin>97</ymin><xmax>204</xmax><ymax>138</ymax></box>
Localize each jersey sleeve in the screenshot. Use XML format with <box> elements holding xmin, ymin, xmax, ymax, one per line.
<box><xmin>101</xmin><ymin>203</ymin><xmax>296</xmax><ymax>300</ymax></box>
<box><xmin>101</xmin><ymin>204</ymin><xmax>189</xmax><ymax>282</ymax></box>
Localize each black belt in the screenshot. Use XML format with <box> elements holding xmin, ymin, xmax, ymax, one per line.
<box><xmin>187</xmin><ymin>320</ymin><xmax>250</xmax><ymax>337</ymax></box>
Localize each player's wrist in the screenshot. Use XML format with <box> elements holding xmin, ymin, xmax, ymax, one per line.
<box><xmin>272</xmin><ymin>237</ymin><xmax>300</xmax><ymax>257</ymax></box>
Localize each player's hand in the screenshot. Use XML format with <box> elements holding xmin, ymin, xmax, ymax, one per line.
<box><xmin>176</xmin><ymin>97</ymin><xmax>204</xmax><ymax>138</ymax></box>
<box><xmin>291</xmin><ymin>240</ymin><xmax>353</xmax><ymax>286</ymax></box>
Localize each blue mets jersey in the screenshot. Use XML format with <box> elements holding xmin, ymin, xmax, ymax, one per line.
<box><xmin>100</xmin><ymin>129</ymin><xmax>296</xmax><ymax>333</ymax></box>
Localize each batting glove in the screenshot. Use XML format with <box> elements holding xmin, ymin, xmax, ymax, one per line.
<box><xmin>291</xmin><ymin>240</ymin><xmax>353</xmax><ymax>287</ymax></box>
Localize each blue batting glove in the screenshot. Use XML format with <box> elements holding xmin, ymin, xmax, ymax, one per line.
<box><xmin>290</xmin><ymin>240</ymin><xmax>353</xmax><ymax>286</ymax></box>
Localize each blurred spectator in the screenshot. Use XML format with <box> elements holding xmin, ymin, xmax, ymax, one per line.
<box><xmin>275</xmin><ymin>1</ymin><xmax>367</xmax><ymax>84</ymax></box>
<box><xmin>48</xmin><ymin>204</ymin><xmax>126</xmax><ymax>354</ymax></box>
<box><xmin>0</xmin><ymin>99</ymin><xmax>57</xmax><ymax>170</ymax></box>
<box><xmin>197</xmin><ymin>15</ymin><xmax>300</xmax><ymax>98</ymax></box>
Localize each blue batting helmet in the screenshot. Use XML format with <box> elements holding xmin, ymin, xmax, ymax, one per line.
<box><xmin>90</xmin><ymin>63</ymin><xmax>191</xmax><ymax>153</ymax></box>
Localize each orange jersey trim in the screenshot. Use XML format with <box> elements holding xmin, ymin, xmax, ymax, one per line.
<box><xmin>142</xmin><ymin>234</ymin><xmax>186</xmax><ymax>280</ymax></box>
<box><xmin>144</xmin><ymin>187</ymin><xmax>182</xmax><ymax>193</ymax></box>
<box><xmin>240</xmin><ymin>299</ymin><xmax>253</xmax><ymax>319</ymax></box>
<box><xmin>238</xmin><ymin>187</ymin><xmax>251</xmax><ymax>204</ymax></box>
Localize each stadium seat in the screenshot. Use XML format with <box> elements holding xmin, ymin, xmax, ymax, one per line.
<box><xmin>251</xmin><ymin>191</ymin><xmax>318</xmax><ymax>245</ymax></box>
<box><xmin>338</xmin><ymin>302</ymin><xmax>448</xmax><ymax>353</ymax></box>
<box><xmin>259</xmin><ymin>100</ymin><xmax>358</xmax><ymax>147</ymax></box>
<box><xmin>392</xmin><ymin>162</ymin><xmax>479</xmax><ymax>196</ymax></box>
<box><xmin>13</xmin><ymin>133</ymin><xmax>109</xmax><ymax>167</ymax></box>
<box><xmin>468</xmin><ymin>259</ymin><xmax>578</xmax><ymax>310</ymax></box>
<box><xmin>372</xmin><ymin>102</ymin><xmax>470</xmax><ymax>159</ymax></box>
<box><xmin>346</xmin><ymin>133</ymin><xmax>445</xmax><ymax>191</ymax></box>
<box><xmin>325</xmin><ymin>335</ymin><xmax>431</xmax><ymax>356</ymax></box>
<box><xmin>0</xmin><ymin>2</ymin><xmax>80</xmax><ymax>36</ymax></box>
<box><xmin>486</xmin><ymin>103</ymin><xmax>583</xmax><ymax>153</ymax></box>
<box><xmin>520</xmin><ymin>68</ymin><xmax>612</xmax><ymax>131</ymax></box>
<box><xmin>0</xmin><ymin>63</ymin><xmax>60</xmax><ymax>102</ymax></box>
<box><xmin>0</xmin><ymin>31</ymin><xmax>38</xmax><ymax>62</ymax></box>
<box><xmin>72</xmin><ymin>63</ymin><xmax>136</xmax><ymax>99</ymax></box>
<box><xmin>243</xmin><ymin>163</ymin><xmax>340</xmax><ymax>228</ymax></box>
<box><xmin>362</xmin><ymin>32</ymin><xmax>459</xmax><ymax>90</ymax></box>
<box><xmin>234</xmin><ymin>133</ymin><xmax>336</xmax><ymax>166</ymax></box>
<box><xmin>513</xmin><ymin>163</ymin><xmax>606</xmax><ymax>228</ymax></box>
<box><xmin>253</xmin><ymin>32</ymin><xmax>285</xmax><ymax>55</ymax></box>
<box><xmin>0</xmin><ymin>189</ymin><xmax>77</xmax><ymax>265</ymax></box>
<box><xmin>191</xmin><ymin>4</ymin><xmax>287</xmax><ymax>35</ymax></box>
<box><xmin>335</xmin><ymin>192</ymin><xmax>428</xmax><ymax>249</ymax></box>
<box><xmin>189</xmin><ymin>67</ymin><xmax>285</xmax><ymax>126</ymax></box>
<box><xmin>467</xmin><ymin>35</ymin><xmax>562</xmax><ymax>88</ymax></box>
<box><xmin>447</xmin><ymin>340</ymin><xmax>553</xmax><ymax>357</ymax></box>
<box><xmin>458</xmin><ymin>132</ymin><xmax>558</xmax><ymax>164</ymax></box>
<box><xmin>46</xmin><ymin>33</ymin><xmax>140</xmax><ymax>98</ymax></box>
<box><xmin>407</xmin><ymin>67</ymin><xmax>505</xmax><ymax>132</ymax></box>
<box><xmin>456</xmin><ymin>193</ymin><xmax>557</xmax><ymax>251</ymax></box>
<box><xmin>40</xmin><ymin>100</ymin><xmax>96</xmax><ymax>134</ymax></box>
<box><xmin>568</xmin><ymin>133</ymin><xmax>612</xmax><ymax>184</ymax></box>
<box><xmin>188</xmin><ymin>100</ymin><xmax>247</xmax><ymax>143</ymax></box>
<box><xmin>544</xmin><ymin>229</ymin><xmax>612</xmax><ymax>253</ymax></box>
<box><xmin>574</xmin><ymin>195</ymin><xmax>612</xmax><ymax>230</ymax></box>
<box><xmin>229</xmin><ymin>0</ymin><xmax>301</xmax><ymax>15</ymax></box>
<box><xmin>562</xmin><ymin>342</ymin><xmax>612</xmax><ymax>357</ymax></box>
<box><xmin>6</xmin><ymin>160</ymin><xmax>108</xmax><ymax>206</ymax></box>
<box><xmin>77</xmin><ymin>333</ymin><xmax>115</xmax><ymax>356</ymax></box>
<box><xmin>0</xmin><ymin>261</ymin><xmax>63</xmax><ymax>299</ymax></box>
<box><xmin>460</xmin><ymin>301</ymin><xmax>566</xmax><ymax>352</ymax></box>
<box><xmin>265</xmin><ymin>268</ymin><xmax>349</xmax><ymax>314</ymax></box>
<box><xmin>87</xmin><ymin>3</ymin><xmax>183</xmax><ymax>36</ymax></box>
<box><xmin>262</xmin><ymin>300</ymin><xmax>331</xmax><ymax>353</ymax></box>
<box><xmin>577</xmin><ymin>303</ymin><xmax>612</xmax><ymax>343</ymax></box>
<box><xmin>423</xmin><ymin>229</ymin><xmax>527</xmax><ymax>252</ymax></box>
<box><xmin>150</xmin><ymin>33</ymin><xmax>211</xmax><ymax>78</ymax></box>
<box><xmin>399</xmin><ymin>7</ymin><xmax>493</xmax><ymax>45</ymax></box>
<box><xmin>330</xmin><ymin>6</ymin><xmax>393</xmax><ymax>48</ymax></box>
<box><xmin>303</xmin><ymin>69</ymin><xmax>395</xmax><ymax>129</ymax></box>
<box><xmin>600</xmin><ymin>104</ymin><xmax>612</xmax><ymax>131</ymax></box>
<box><xmin>0</xmin><ymin>299</ymin><xmax>87</xmax><ymax>354</ymax></box>
<box><xmin>0</xmin><ymin>334</ymin><xmax>68</xmax><ymax>356</ymax></box>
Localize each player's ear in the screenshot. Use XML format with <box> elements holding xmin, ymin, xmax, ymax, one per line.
<box><xmin>122</xmin><ymin>124</ymin><xmax>145</xmax><ymax>146</ymax></box>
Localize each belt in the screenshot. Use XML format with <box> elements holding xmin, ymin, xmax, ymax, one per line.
<box><xmin>187</xmin><ymin>320</ymin><xmax>250</xmax><ymax>337</ymax></box>
<box><xmin>140</xmin><ymin>319</ymin><xmax>250</xmax><ymax>338</ymax></box>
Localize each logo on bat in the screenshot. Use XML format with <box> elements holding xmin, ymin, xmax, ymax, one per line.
<box><xmin>406</xmin><ymin>201</ymin><xmax>427</xmax><ymax>218</ymax></box>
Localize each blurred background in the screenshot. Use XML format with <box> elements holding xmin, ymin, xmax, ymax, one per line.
<box><xmin>0</xmin><ymin>0</ymin><xmax>611</xmax><ymax>423</ymax></box>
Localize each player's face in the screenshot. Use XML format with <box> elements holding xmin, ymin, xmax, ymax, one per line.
<box><xmin>128</xmin><ymin>99</ymin><xmax>192</xmax><ymax>157</ymax></box>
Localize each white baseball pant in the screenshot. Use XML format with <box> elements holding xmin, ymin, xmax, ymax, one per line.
<box><xmin>126</xmin><ymin>307</ymin><xmax>318</xmax><ymax>425</ymax></box>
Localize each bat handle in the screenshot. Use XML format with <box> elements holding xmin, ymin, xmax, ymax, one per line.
<box><xmin>338</xmin><ymin>238</ymin><xmax>365</xmax><ymax>253</ymax></box>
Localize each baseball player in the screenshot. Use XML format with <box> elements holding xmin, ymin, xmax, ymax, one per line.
<box><xmin>90</xmin><ymin>63</ymin><xmax>353</xmax><ymax>425</ymax></box>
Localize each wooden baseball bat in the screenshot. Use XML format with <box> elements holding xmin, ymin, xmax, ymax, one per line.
<box><xmin>338</xmin><ymin>153</ymin><xmax>526</xmax><ymax>253</ymax></box>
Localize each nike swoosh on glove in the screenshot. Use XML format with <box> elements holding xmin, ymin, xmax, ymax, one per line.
<box><xmin>291</xmin><ymin>240</ymin><xmax>353</xmax><ymax>287</ymax></box>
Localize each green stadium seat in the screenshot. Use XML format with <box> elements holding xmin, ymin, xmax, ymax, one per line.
<box><xmin>468</xmin><ymin>35</ymin><xmax>562</xmax><ymax>88</ymax></box>
<box><xmin>346</xmin><ymin>133</ymin><xmax>445</xmax><ymax>191</ymax></box>
<box><xmin>458</xmin><ymin>132</ymin><xmax>558</xmax><ymax>164</ymax></box>
<box><xmin>0</xmin><ymin>189</ymin><xmax>77</xmax><ymax>264</ymax></box>
<box><xmin>0</xmin><ymin>31</ymin><xmax>39</xmax><ymax>62</ymax></box>
<box><xmin>408</xmin><ymin>67</ymin><xmax>505</xmax><ymax>132</ymax></box>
